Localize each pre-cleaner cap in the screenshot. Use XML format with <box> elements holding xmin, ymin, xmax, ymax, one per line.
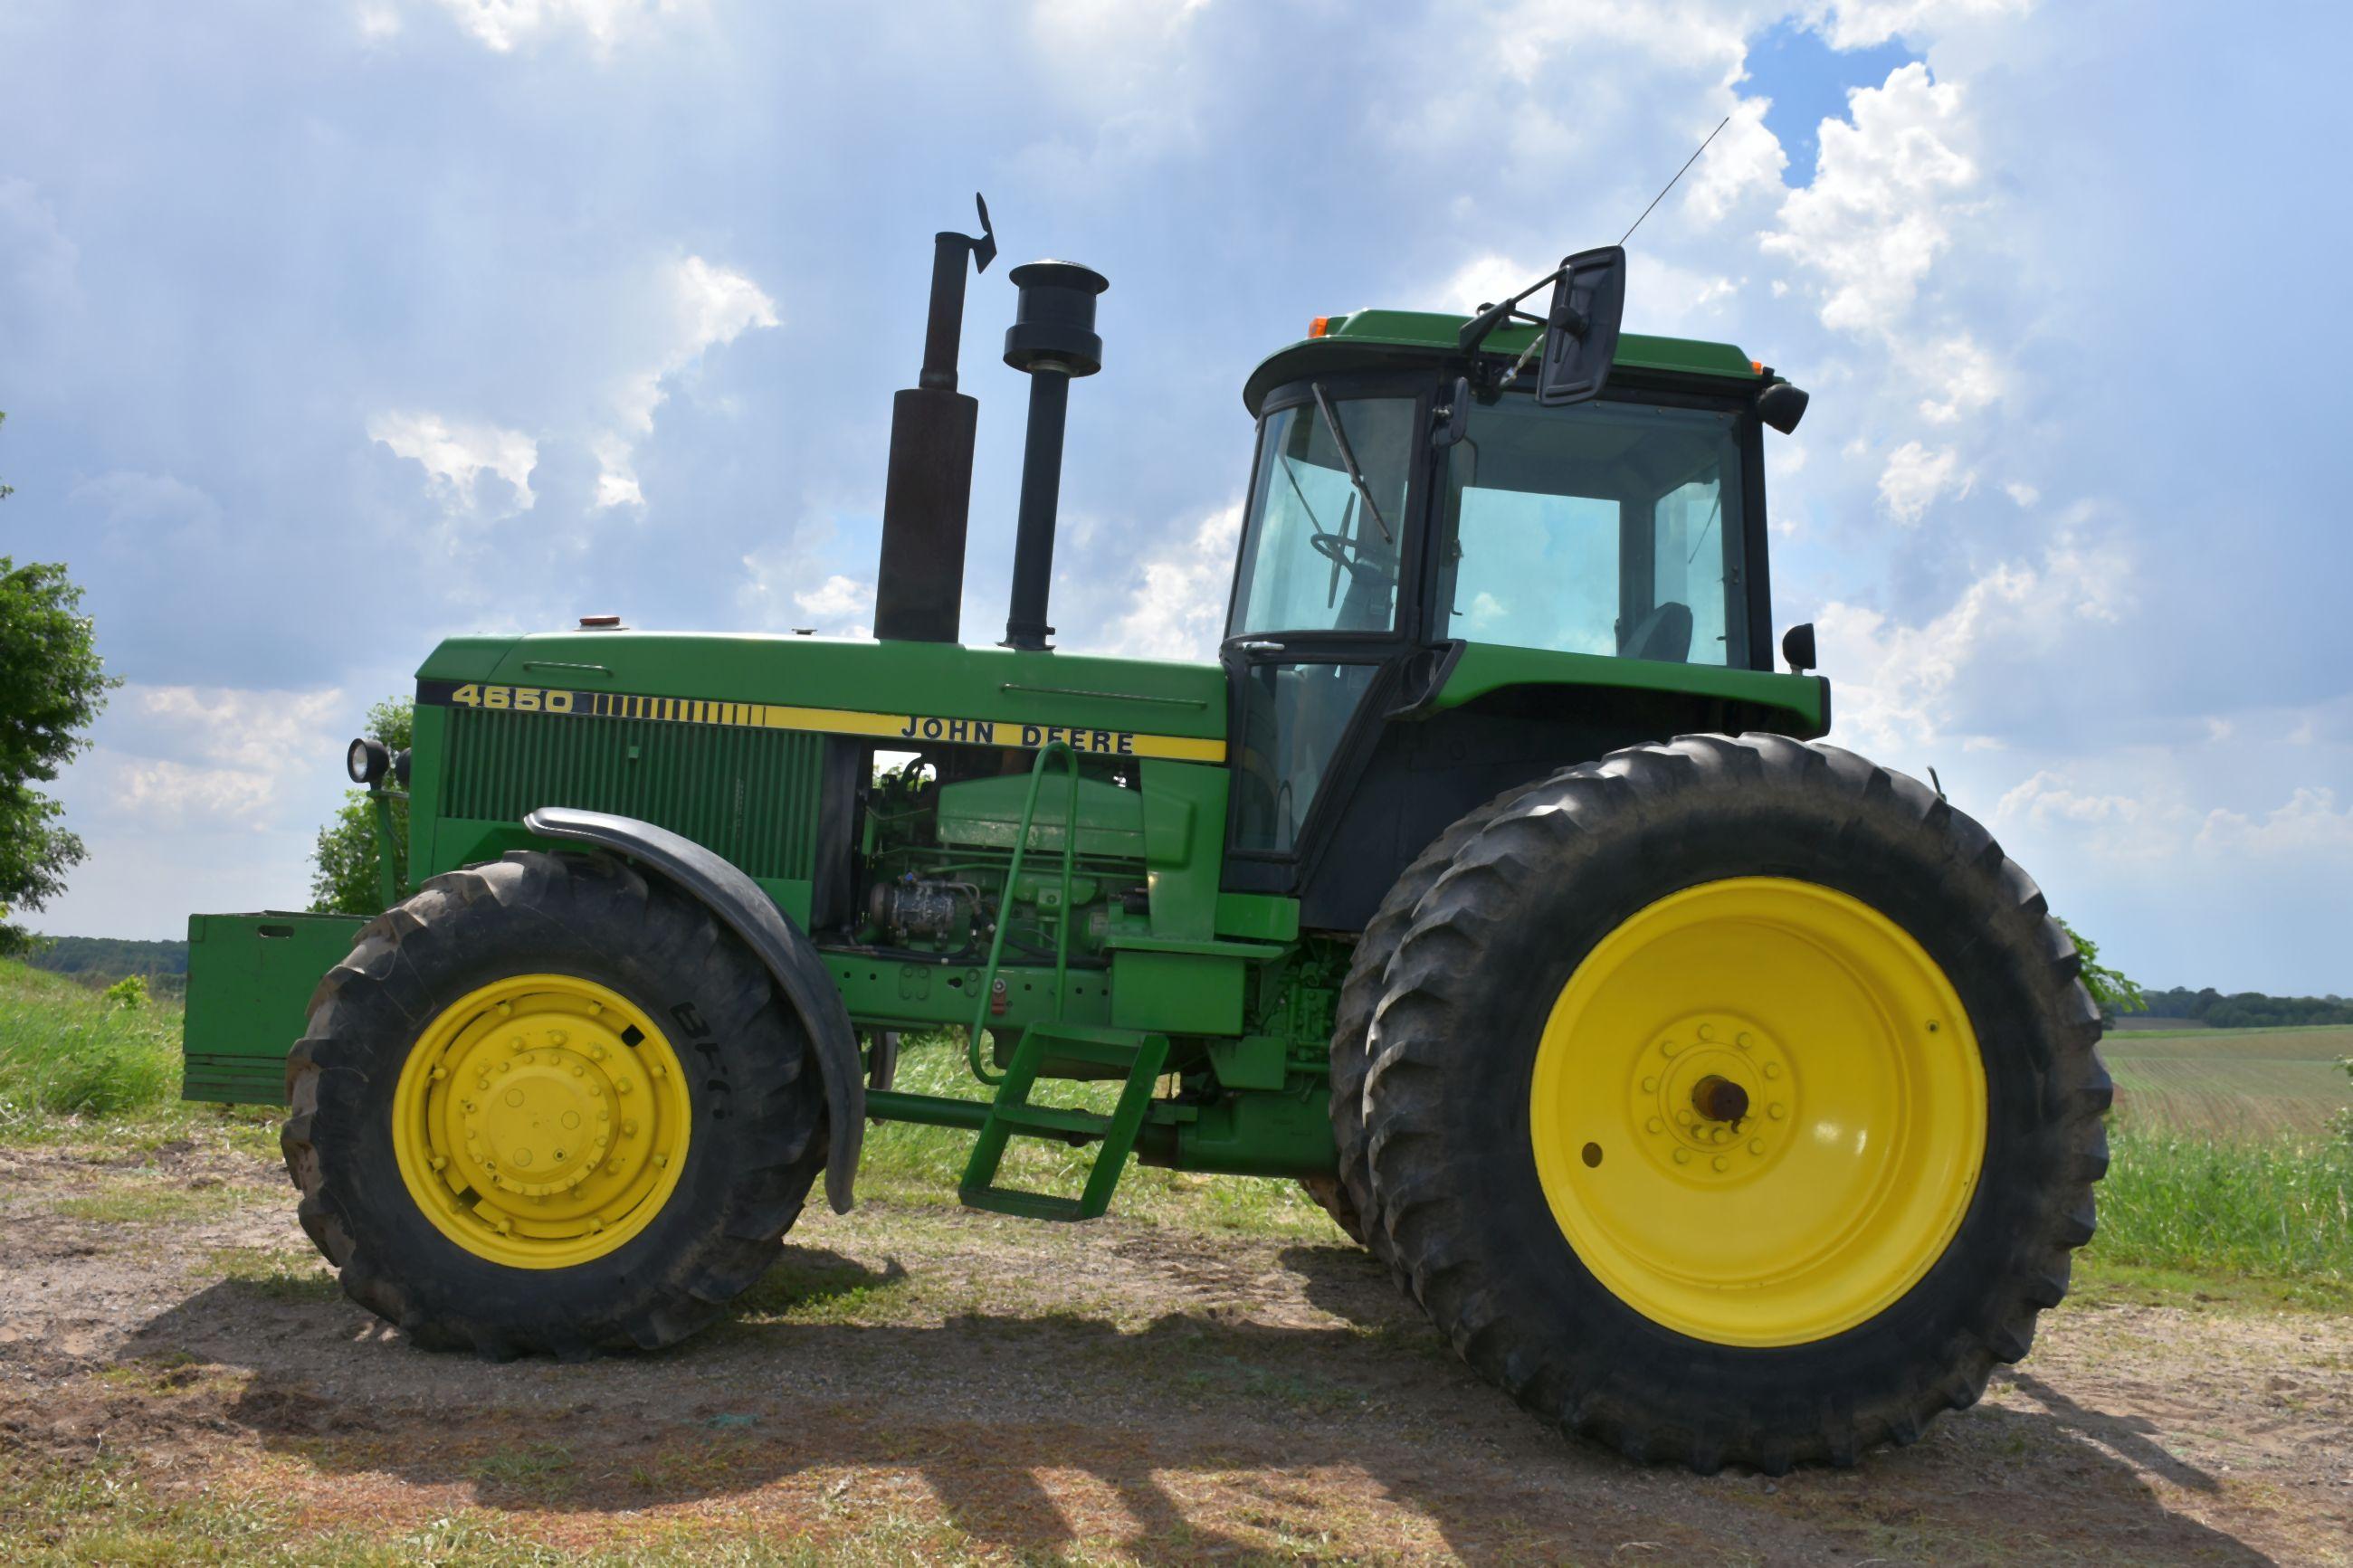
<box><xmin>1003</xmin><ymin>261</ymin><xmax>1108</xmax><ymax>376</ymax></box>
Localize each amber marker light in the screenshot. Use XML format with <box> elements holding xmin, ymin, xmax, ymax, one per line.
<box><xmin>1308</xmin><ymin>316</ymin><xmax>1332</xmax><ymax>337</ymax></box>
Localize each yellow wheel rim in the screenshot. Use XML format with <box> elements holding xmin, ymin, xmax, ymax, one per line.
<box><xmin>391</xmin><ymin>974</ymin><xmax>691</xmax><ymax>1270</ymax></box>
<box><xmin>1529</xmin><ymin>878</ymin><xmax>1986</xmax><ymax>1347</ymax></box>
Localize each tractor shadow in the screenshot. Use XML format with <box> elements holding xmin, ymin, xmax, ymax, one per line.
<box><xmin>119</xmin><ymin>1241</ymin><xmax>2270</xmax><ymax>1564</ymax></box>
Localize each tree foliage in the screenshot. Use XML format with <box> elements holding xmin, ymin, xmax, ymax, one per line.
<box><xmin>308</xmin><ymin>698</ymin><xmax>413</xmax><ymax>917</ymax></box>
<box><xmin>2053</xmin><ymin>916</ymin><xmax>2144</xmax><ymax>1018</ymax></box>
<box><xmin>0</xmin><ymin>544</ymin><xmax>119</xmax><ymax>955</ymax></box>
<box><xmin>2137</xmin><ymin>984</ymin><xmax>2353</xmax><ymax>1030</ymax></box>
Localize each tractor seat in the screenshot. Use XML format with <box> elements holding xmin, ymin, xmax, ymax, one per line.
<box><xmin>1619</xmin><ymin>602</ymin><xmax>1693</xmax><ymax>663</ymax></box>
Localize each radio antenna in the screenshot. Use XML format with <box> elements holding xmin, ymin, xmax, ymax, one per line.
<box><xmin>1619</xmin><ymin>115</ymin><xmax>1731</xmax><ymax>246</ymax></box>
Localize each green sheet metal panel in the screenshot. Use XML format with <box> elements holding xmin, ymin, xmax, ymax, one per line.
<box><xmin>1434</xmin><ymin>642</ymin><xmax>1830</xmax><ymax>736</ymax></box>
<box><xmin>439</xmin><ymin>705</ymin><xmax>826</xmax><ymax>881</ymax></box>
<box><xmin>1110</xmin><ymin>950</ymin><xmax>1243</xmax><ymax>1036</ymax></box>
<box><xmin>182</xmin><ymin>911</ymin><xmax>366</xmax><ymax>1104</ymax></box>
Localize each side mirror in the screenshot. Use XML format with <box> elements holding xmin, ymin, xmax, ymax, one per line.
<box><xmin>1781</xmin><ymin>622</ymin><xmax>1817</xmax><ymax>674</ymax></box>
<box><xmin>1758</xmin><ymin>381</ymin><xmax>1809</xmax><ymax>434</ymax></box>
<box><xmin>1433</xmin><ymin>375</ymin><xmax>1471</xmax><ymax>448</ymax></box>
<box><xmin>1535</xmin><ymin>245</ymin><xmax>1626</xmax><ymax>408</ymax></box>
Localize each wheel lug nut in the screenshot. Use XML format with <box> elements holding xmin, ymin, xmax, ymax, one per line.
<box><xmin>1737</xmin><ymin>1032</ymin><xmax>1753</xmax><ymax>1050</ymax></box>
<box><xmin>1768</xmin><ymin>1103</ymin><xmax>1786</xmax><ymax>1120</ymax></box>
<box><xmin>1711</xmin><ymin>1155</ymin><xmax>1728</xmax><ymax>1172</ymax></box>
<box><xmin>1763</xmin><ymin>1062</ymin><xmax>1782</xmax><ymax>1080</ymax></box>
<box><xmin>1749</xmin><ymin>1138</ymin><xmax>1765</xmax><ymax>1155</ymax></box>
<box><xmin>1644</xmin><ymin>1117</ymin><xmax>1663</xmax><ymax>1135</ymax></box>
<box><xmin>1642</xmin><ymin>1076</ymin><xmax>1658</xmax><ymax>1093</ymax></box>
<box><xmin>1672</xmin><ymin>1149</ymin><xmax>1691</xmax><ymax>1164</ymax></box>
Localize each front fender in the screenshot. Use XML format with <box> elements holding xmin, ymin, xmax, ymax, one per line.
<box><xmin>523</xmin><ymin>805</ymin><xmax>863</xmax><ymax>1213</ymax></box>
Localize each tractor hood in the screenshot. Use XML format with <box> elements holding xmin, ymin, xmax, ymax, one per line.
<box><xmin>415</xmin><ymin>631</ymin><xmax>1229</xmax><ymax>765</ymax></box>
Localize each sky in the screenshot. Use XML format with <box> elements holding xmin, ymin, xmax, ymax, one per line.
<box><xmin>2</xmin><ymin>0</ymin><xmax>2348</xmax><ymax>995</ymax></box>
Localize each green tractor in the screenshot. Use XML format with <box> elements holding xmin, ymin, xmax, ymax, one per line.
<box><xmin>183</xmin><ymin>199</ymin><xmax>2108</xmax><ymax>1473</ymax></box>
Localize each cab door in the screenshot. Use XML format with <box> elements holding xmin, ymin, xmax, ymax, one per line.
<box><xmin>1218</xmin><ymin>375</ymin><xmax>1432</xmax><ymax>890</ymax></box>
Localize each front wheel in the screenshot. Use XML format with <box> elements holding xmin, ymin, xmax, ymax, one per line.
<box><xmin>1362</xmin><ymin>735</ymin><xmax>2110</xmax><ymax>1471</ymax></box>
<box><xmin>282</xmin><ymin>851</ymin><xmax>826</xmax><ymax>1358</ymax></box>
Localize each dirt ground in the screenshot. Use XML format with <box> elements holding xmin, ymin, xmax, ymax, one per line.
<box><xmin>3</xmin><ymin>1134</ymin><xmax>2349</xmax><ymax>1566</ymax></box>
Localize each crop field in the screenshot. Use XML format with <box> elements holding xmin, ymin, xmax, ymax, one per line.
<box><xmin>2102</xmin><ymin>1024</ymin><xmax>2353</xmax><ymax>1140</ymax></box>
<box><xmin>3</xmin><ymin>958</ymin><xmax>2350</xmax><ymax>1564</ymax></box>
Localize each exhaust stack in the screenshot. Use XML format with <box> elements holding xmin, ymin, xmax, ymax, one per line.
<box><xmin>1000</xmin><ymin>261</ymin><xmax>1108</xmax><ymax>652</ymax></box>
<box><xmin>872</xmin><ymin>196</ymin><xmax>996</xmax><ymax>643</ymax></box>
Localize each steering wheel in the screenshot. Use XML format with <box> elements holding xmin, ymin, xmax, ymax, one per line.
<box><xmin>1310</xmin><ymin>530</ymin><xmax>1396</xmax><ymax>585</ymax></box>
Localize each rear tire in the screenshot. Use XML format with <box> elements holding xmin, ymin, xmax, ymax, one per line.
<box><xmin>282</xmin><ymin>850</ymin><xmax>825</xmax><ymax>1357</ymax></box>
<box><xmin>1315</xmin><ymin>784</ymin><xmax>1533</xmax><ymax>1256</ymax></box>
<box><xmin>1363</xmin><ymin>735</ymin><xmax>2109</xmax><ymax>1471</ymax></box>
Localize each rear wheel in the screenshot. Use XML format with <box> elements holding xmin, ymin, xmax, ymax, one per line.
<box><xmin>1363</xmin><ymin>735</ymin><xmax>2109</xmax><ymax>1470</ymax></box>
<box><xmin>1311</xmin><ymin>784</ymin><xmax>1531</xmax><ymax>1252</ymax></box>
<box><xmin>283</xmin><ymin>851</ymin><xmax>826</xmax><ymax>1357</ymax></box>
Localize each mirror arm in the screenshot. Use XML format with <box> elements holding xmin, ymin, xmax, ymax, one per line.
<box><xmin>1456</xmin><ymin>267</ymin><xmax>1567</xmax><ymax>356</ymax></box>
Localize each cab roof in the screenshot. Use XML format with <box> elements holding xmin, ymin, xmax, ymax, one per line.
<box><xmin>1243</xmin><ymin>308</ymin><xmax>1766</xmax><ymax>415</ymax></box>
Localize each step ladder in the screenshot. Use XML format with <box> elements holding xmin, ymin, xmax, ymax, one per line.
<box><xmin>958</xmin><ymin>1022</ymin><xmax>1168</xmax><ymax>1221</ymax></box>
<box><xmin>954</xmin><ymin>739</ymin><xmax>1168</xmax><ymax>1221</ymax></box>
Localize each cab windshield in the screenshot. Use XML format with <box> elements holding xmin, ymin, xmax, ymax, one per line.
<box><xmin>1229</xmin><ymin>394</ymin><xmax>1415</xmax><ymax>637</ymax></box>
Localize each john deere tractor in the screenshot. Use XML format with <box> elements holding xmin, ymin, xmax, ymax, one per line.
<box><xmin>182</xmin><ymin>199</ymin><xmax>2108</xmax><ymax>1473</ymax></box>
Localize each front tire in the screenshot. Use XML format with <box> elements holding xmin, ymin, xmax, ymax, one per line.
<box><xmin>1363</xmin><ymin>735</ymin><xmax>2109</xmax><ymax>1471</ymax></box>
<box><xmin>282</xmin><ymin>851</ymin><xmax>826</xmax><ymax>1358</ymax></box>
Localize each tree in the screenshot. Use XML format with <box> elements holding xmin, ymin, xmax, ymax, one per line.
<box><xmin>1</xmin><ymin>412</ymin><xmax>14</xmax><ymax>501</ymax></box>
<box><xmin>0</xmin><ymin>547</ymin><xmax>119</xmax><ymax>955</ymax></box>
<box><xmin>2053</xmin><ymin>916</ymin><xmax>2144</xmax><ymax>1019</ymax></box>
<box><xmin>308</xmin><ymin>698</ymin><xmax>413</xmax><ymax>917</ymax></box>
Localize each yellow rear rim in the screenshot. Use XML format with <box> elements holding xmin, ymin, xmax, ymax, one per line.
<box><xmin>1529</xmin><ymin>877</ymin><xmax>1986</xmax><ymax>1347</ymax></box>
<box><xmin>391</xmin><ymin>974</ymin><xmax>692</xmax><ymax>1270</ymax></box>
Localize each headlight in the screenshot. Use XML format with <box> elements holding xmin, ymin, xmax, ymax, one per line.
<box><xmin>347</xmin><ymin>737</ymin><xmax>391</xmax><ymax>786</ymax></box>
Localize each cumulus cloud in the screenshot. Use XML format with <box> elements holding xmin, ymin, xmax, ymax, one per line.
<box><xmin>738</xmin><ymin>532</ymin><xmax>874</xmax><ymax>638</ymax></box>
<box><xmin>1916</xmin><ymin>333</ymin><xmax>2002</xmax><ymax>423</ymax></box>
<box><xmin>1819</xmin><ymin>528</ymin><xmax>2130</xmax><ymax>755</ymax></box>
<box><xmin>1100</xmin><ymin>502</ymin><xmax>1243</xmax><ymax>662</ymax></box>
<box><xmin>1806</xmin><ymin>0</ymin><xmax>2034</xmax><ymax>50</ymax></box>
<box><xmin>384</xmin><ymin>0</ymin><xmax>700</xmax><ymax>53</ymax></box>
<box><xmin>1761</xmin><ymin>62</ymin><xmax>1979</xmax><ymax>338</ymax></box>
<box><xmin>1876</xmin><ymin>439</ymin><xmax>1966</xmax><ymax>524</ymax></box>
<box><xmin>367</xmin><ymin>410</ymin><xmax>538</xmax><ymax>511</ymax></box>
<box><xmin>108</xmin><ymin>758</ymin><xmax>279</xmax><ymax>829</ymax></box>
<box><xmin>79</xmin><ymin>685</ymin><xmax>351</xmax><ymax>832</ymax></box>
<box><xmin>1682</xmin><ymin>97</ymin><xmax>1788</xmax><ymax>225</ymax></box>
<box><xmin>792</xmin><ymin>574</ymin><xmax>876</xmax><ymax>636</ymax></box>
<box><xmin>2195</xmin><ymin>787</ymin><xmax>2353</xmax><ymax>859</ymax></box>
<box><xmin>595</xmin><ymin>254</ymin><xmax>780</xmax><ymax>508</ymax></box>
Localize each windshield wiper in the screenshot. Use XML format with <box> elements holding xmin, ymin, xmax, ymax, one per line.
<box><xmin>1310</xmin><ymin>383</ymin><xmax>1392</xmax><ymax>544</ymax></box>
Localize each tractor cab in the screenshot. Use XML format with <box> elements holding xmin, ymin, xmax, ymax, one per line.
<box><xmin>1219</xmin><ymin>305</ymin><xmax>1816</xmax><ymax>922</ymax></box>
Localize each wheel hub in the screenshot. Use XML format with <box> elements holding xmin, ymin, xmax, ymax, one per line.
<box><xmin>1627</xmin><ymin>1015</ymin><xmax>1794</xmax><ymax>1178</ymax></box>
<box><xmin>391</xmin><ymin>975</ymin><xmax>691</xmax><ymax>1269</ymax></box>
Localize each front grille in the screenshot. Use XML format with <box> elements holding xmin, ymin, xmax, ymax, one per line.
<box><xmin>441</xmin><ymin>707</ymin><xmax>825</xmax><ymax>880</ymax></box>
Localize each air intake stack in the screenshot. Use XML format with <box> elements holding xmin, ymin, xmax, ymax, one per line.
<box><xmin>1000</xmin><ymin>261</ymin><xmax>1109</xmax><ymax>652</ymax></box>
<box><xmin>872</xmin><ymin>196</ymin><xmax>996</xmax><ymax>643</ymax></box>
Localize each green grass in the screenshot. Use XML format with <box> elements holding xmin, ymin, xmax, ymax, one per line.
<box><xmin>0</xmin><ymin>957</ymin><xmax>186</xmax><ymax>1126</ymax></box>
<box><xmin>2091</xmin><ymin>1126</ymin><xmax>2353</xmax><ymax>1294</ymax></box>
